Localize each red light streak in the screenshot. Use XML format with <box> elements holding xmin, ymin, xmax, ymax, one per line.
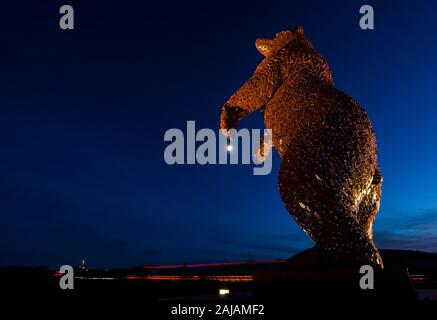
<box><xmin>126</xmin><ymin>275</ymin><xmax>253</xmax><ymax>282</ymax></box>
<box><xmin>142</xmin><ymin>259</ymin><xmax>285</xmax><ymax>270</ymax></box>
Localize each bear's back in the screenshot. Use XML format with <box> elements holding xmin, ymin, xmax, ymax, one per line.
<box><xmin>264</xmin><ymin>44</ymin><xmax>376</xmax><ymax>162</ymax></box>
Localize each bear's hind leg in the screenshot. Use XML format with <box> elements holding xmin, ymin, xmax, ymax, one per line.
<box><xmin>279</xmin><ymin>148</ymin><xmax>383</xmax><ymax>268</ymax></box>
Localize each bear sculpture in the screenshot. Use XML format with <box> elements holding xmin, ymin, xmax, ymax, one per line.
<box><xmin>220</xmin><ymin>27</ymin><xmax>383</xmax><ymax>268</ymax></box>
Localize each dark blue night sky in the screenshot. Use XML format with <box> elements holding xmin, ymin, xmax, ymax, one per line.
<box><xmin>1</xmin><ymin>0</ymin><xmax>436</xmax><ymax>268</ymax></box>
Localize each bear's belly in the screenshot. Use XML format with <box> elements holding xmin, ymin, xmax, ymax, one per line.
<box><xmin>267</xmin><ymin>95</ymin><xmax>378</xmax><ymax>213</ymax></box>
<box><xmin>263</xmin><ymin>99</ymin><xmax>326</xmax><ymax>158</ymax></box>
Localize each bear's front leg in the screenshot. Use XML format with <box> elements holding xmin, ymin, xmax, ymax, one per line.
<box><xmin>255</xmin><ymin>131</ymin><xmax>273</xmax><ymax>163</ymax></box>
<box><xmin>220</xmin><ymin>58</ymin><xmax>281</xmax><ymax>133</ymax></box>
<box><xmin>220</xmin><ymin>104</ymin><xmax>250</xmax><ymax>137</ymax></box>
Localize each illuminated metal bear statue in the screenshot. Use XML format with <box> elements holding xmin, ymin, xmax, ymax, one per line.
<box><xmin>220</xmin><ymin>27</ymin><xmax>383</xmax><ymax>268</ymax></box>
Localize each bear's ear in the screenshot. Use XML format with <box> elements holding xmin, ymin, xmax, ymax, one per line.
<box><xmin>274</xmin><ymin>30</ymin><xmax>293</xmax><ymax>45</ymax></box>
<box><xmin>294</xmin><ymin>26</ymin><xmax>304</xmax><ymax>35</ymax></box>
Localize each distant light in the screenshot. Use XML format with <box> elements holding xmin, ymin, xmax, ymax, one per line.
<box><xmin>219</xmin><ymin>289</ymin><xmax>230</xmax><ymax>295</ymax></box>
<box><xmin>227</xmin><ymin>145</ymin><xmax>233</xmax><ymax>152</ymax></box>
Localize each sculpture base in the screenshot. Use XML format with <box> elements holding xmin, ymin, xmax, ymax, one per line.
<box><xmin>252</xmin><ymin>267</ymin><xmax>416</xmax><ymax>301</ymax></box>
<box><xmin>287</xmin><ymin>246</ymin><xmax>383</xmax><ymax>269</ymax></box>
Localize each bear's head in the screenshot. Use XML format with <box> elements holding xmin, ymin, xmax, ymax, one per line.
<box><xmin>255</xmin><ymin>26</ymin><xmax>310</xmax><ymax>57</ymax></box>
